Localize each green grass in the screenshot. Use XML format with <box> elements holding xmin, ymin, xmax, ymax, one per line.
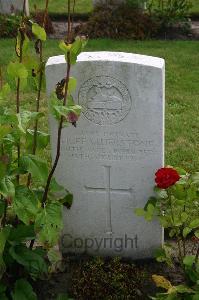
<box><xmin>0</xmin><ymin>39</ymin><xmax>199</xmax><ymax>172</ymax></box>
<box><xmin>29</xmin><ymin>0</ymin><xmax>93</xmax><ymax>15</ymax></box>
<box><xmin>29</xmin><ymin>0</ymin><xmax>199</xmax><ymax>15</ymax></box>
<box><xmin>191</xmin><ymin>0</ymin><xmax>199</xmax><ymax>13</ymax></box>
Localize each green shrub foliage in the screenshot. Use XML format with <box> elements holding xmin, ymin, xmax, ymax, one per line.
<box><xmin>0</xmin><ymin>1</ymin><xmax>86</xmax><ymax>298</ymax></box>
<box><xmin>0</xmin><ymin>14</ymin><xmax>20</xmax><ymax>38</ymax></box>
<box><xmin>135</xmin><ymin>167</ymin><xmax>199</xmax><ymax>299</ymax></box>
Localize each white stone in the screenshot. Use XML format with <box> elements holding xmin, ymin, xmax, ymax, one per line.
<box><xmin>46</xmin><ymin>51</ymin><xmax>165</xmax><ymax>259</ymax></box>
<box><xmin>0</xmin><ymin>0</ymin><xmax>29</xmax><ymax>16</ymax></box>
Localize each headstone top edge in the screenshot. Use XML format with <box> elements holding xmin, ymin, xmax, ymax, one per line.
<box><xmin>46</xmin><ymin>52</ymin><xmax>165</xmax><ymax>69</ymax></box>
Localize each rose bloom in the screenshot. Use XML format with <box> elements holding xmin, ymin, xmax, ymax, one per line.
<box><xmin>67</xmin><ymin>112</ymin><xmax>79</xmax><ymax>127</ymax></box>
<box><xmin>155</xmin><ymin>167</ymin><xmax>180</xmax><ymax>189</ymax></box>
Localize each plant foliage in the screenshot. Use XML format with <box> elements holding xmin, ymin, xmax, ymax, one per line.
<box><xmin>0</xmin><ymin>0</ymin><xmax>87</xmax><ymax>298</ymax></box>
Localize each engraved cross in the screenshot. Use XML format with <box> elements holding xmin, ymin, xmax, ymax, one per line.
<box><xmin>85</xmin><ymin>166</ymin><xmax>134</xmax><ymax>234</ymax></box>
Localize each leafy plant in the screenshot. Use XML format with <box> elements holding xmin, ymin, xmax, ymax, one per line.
<box><xmin>0</xmin><ymin>0</ymin><xmax>87</xmax><ymax>298</ymax></box>
<box><xmin>148</xmin><ymin>0</ymin><xmax>192</xmax><ymax>33</ymax></box>
<box><xmin>76</xmin><ymin>2</ymin><xmax>158</xmax><ymax>39</ymax></box>
<box><xmin>135</xmin><ymin>167</ymin><xmax>199</xmax><ymax>299</ymax></box>
<box><xmin>0</xmin><ymin>14</ymin><xmax>20</xmax><ymax>38</ymax></box>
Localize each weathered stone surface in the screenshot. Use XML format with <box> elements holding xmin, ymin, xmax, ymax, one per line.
<box><xmin>46</xmin><ymin>51</ymin><xmax>165</xmax><ymax>258</ymax></box>
<box><xmin>0</xmin><ymin>0</ymin><xmax>29</xmax><ymax>15</ymax></box>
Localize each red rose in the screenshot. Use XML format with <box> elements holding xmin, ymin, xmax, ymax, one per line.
<box><xmin>155</xmin><ymin>167</ymin><xmax>180</xmax><ymax>189</ymax></box>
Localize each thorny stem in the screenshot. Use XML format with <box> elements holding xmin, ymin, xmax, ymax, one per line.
<box><xmin>27</xmin><ymin>0</ymin><xmax>49</xmax><ymax>187</ymax></box>
<box><xmin>16</xmin><ymin>1</ymin><xmax>26</xmax><ymax>184</ymax></box>
<box><xmin>42</xmin><ymin>57</ymin><xmax>71</xmax><ymax>206</ymax></box>
<box><xmin>42</xmin><ymin>0</ymin><xmax>72</xmax><ymax>206</ymax></box>
<box><xmin>168</xmin><ymin>190</ymin><xmax>183</xmax><ymax>264</ymax></box>
<box><xmin>71</xmin><ymin>0</ymin><xmax>76</xmax><ymax>32</ymax></box>
<box><xmin>30</xmin><ymin>0</ymin><xmax>73</xmax><ymax>249</ymax></box>
<box><xmin>29</xmin><ymin>0</ymin><xmax>49</xmax><ymax>249</ymax></box>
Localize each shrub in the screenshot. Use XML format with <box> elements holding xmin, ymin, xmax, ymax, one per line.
<box><xmin>148</xmin><ymin>0</ymin><xmax>192</xmax><ymax>34</ymax></box>
<box><xmin>0</xmin><ymin>0</ymin><xmax>86</xmax><ymax>298</ymax></box>
<box><xmin>0</xmin><ymin>14</ymin><xmax>20</xmax><ymax>38</ymax></box>
<box><xmin>76</xmin><ymin>3</ymin><xmax>158</xmax><ymax>39</ymax></box>
<box><xmin>135</xmin><ymin>167</ymin><xmax>199</xmax><ymax>299</ymax></box>
<box><xmin>32</xmin><ymin>10</ymin><xmax>54</xmax><ymax>35</ymax></box>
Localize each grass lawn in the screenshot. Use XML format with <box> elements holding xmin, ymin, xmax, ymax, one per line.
<box><xmin>29</xmin><ymin>0</ymin><xmax>199</xmax><ymax>15</ymax></box>
<box><xmin>191</xmin><ymin>0</ymin><xmax>199</xmax><ymax>13</ymax></box>
<box><xmin>0</xmin><ymin>39</ymin><xmax>199</xmax><ymax>172</ymax></box>
<box><xmin>29</xmin><ymin>0</ymin><xmax>93</xmax><ymax>14</ymax></box>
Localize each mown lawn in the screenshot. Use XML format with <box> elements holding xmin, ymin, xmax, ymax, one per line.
<box><xmin>29</xmin><ymin>0</ymin><xmax>93</xmax><ymax>14</ymax></box>
<box><xmin>29</xmin><ymin>0</ymin><xmax>199</xmax><ymax>15</ymax></box>
<box><xmin>191</xmin><ymin>0</ymin><xmax>199</xmax><ymax>13</ymax></box>
<box><xmin>0</xmin><ymin>39</ymin><xmax>199</xmax><ymax>172</ymax></box>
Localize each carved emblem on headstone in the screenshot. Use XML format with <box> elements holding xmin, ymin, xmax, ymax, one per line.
<box><xmin>78</xmin><ymin>76</ymin><xmax>132</xmax><ymax>125</ymax></box>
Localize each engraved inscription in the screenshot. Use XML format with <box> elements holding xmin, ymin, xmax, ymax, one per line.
<box><xmin>85</xmin><ymin>166</ymin><xmax>135</xmax><ymax>234</ymax></box>
<box><xmin>61</xmin><ymin>130</ymin><xmax>157</xmax><ymax>161</ymax></box>
<box><xmin>78</xmin><ymin>76</ymin><xmax>132</xmax><ymax>125</ymax></box>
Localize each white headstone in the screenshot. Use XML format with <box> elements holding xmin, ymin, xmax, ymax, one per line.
<box><xmin>46</xmin><ymin>51</ymin><xmax>165</xmax><ymax>259</ymax></box>
<box><xmin>0</xmin><ymin>0</ymin><xmax>29</xmax><ymax>16</ymax></box>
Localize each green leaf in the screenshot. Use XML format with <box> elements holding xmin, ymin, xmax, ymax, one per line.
<box><xmin>0</xmin><ymin>283</ymin><xmax>6</xmax><ymax>294</ymax></box>
<box><xmin>7</xmin><ymin>62</ymin><xmax>28</xmax><ymax>80</ymax></box>
<box><xmin>70</xmin><ymin>37</ymin><xmax>87</xmax><ymax>65</ymax></box>
<box><xmin>134</xmin><ymin>208</ymin><xmax>145</xmax><ymax>217</ymax></box>
<box><xmin>19</xmin><ymin>155</ymin><xmax>48</xmax><ymax>185</ymax></box>
<box><xmin>0</xmin><ymin>256</ymin><xmax>6</xmax><ymax>281</ymax></box>
<box><xmin>13</xmin><ymin>186</ymin><xmax>40</xmax><ymax>225</ymax></box>
<box><xmin>0</xmin><ymin>226</ymin><xmax>11</xmax><ymax>254</ymax></box>
<box><xmin>49</xmin><ymin>178</ymin><xmax>65</xmax><ymax>194</ymax></box>
<box><xmin>0</xmin><ymin>199</ymin><xmax>5</xmax><ymax>217</ymax></box>
<box><xmin>66</xmin><ymin>95</ymin><xmax>75</xmax><ymax>107</ymax></box>
<box><xmin>0</xmin><ymin>83</ymin><xmax>11</xmax><ymax>101</ymax></box>
<box><xmin>175</xmin><ymin>167</ymin><xmax>187</xmax><ymax>176</ymax></box>
<box><xmin>68</xmin><ymin>77</ymin><xmax>77</xmax><ymax>93</ymax></box>
<box><xmin>175</xmin><ymin>284</ymin><xmax>193</xmax><ymax>294</ymax></box>
<box><xmin>60</xmin><ymin>193</ymin><xmax>73</xmax><ymax>209</ymax></box>
<box><xmin>181</xmin><ymin>212</ymin><xmax>188</xmax><ymax>222</ymax></box>
<box><xmin>183</xmin><ymin>227</ymin><xmax>192</xmax><ymax>238</ymax></box>
<box><xmin>172</xmin><ymin>184</ymin><xmax>186</xmax><ymax>200</ymax></box>
<box><xmin>187</xmin><ymin>185</ymin><xmax>197</xmax><ymax>202</ymax></box>
<box><xmin>49</xmin><ymin>178</ymin><xmax>73</xmax><ymax>208</ymax></box>
<box><xmin>17</xmin><ymin>111</ymin><xmax>44</xmax><ymax>133</ymax></box>
<box><xmin>57</xmin><ymin>294</ymin><xmax>73</xmax><ymax>300</ymax></box>
<box><xmin>0</xmin><ymin>227</ymin><xmax>10</xmax><ymax>280</ymax></box>
<box><xmin>145</xmin><ymin>204</ymin><xmax>155</xmax><ymax>221</ymax></box>
<box><xmin>154</xmin><ymin>186</ymin><xmax>168</xmax><ymax>199</ymax></box>
<box><xmin>32</xmin><ymin>23</ymin><xmax>46</xmax><ymax>41</ymax></box>
<box><xmin>47</xmin><ymin>247</ymin><xmax>62</xmax><ymax>272</ymax></box>
<box><xmin>9</xmin><ymin>246</ymin><xmax>47</xmax><ymax>279</ymax></box>
<box><xmin>194</xmin><ymin>230</ymin><xmax>199</xmax><ymax>238</ymax></box>
<box><xmin>35</xmin><ymin>202</ymin><xmax>63</xmax><ymax>247</ymax></box>
<box><xmin>144</xmin><ymin>196</ymin><xmax>157</xmax><ymax>211</ymax></box>
<box><xmin>16</xmin><ymin>31</ymin><xmax>29</xmax><ymax>57</ymax></box>
<box><xmin>59</xmin><ymin>41</ymin><xmax>71</xmax><ymax>53</ymax></box>
<box><xmin>26</xmin><ymin>130</ymin><xmax>50</xmax><ymax>150</ymax></box>
<box><xmin>53</xmin><ymin>105</ymin><xmax>81</xmax><ymax>120</ymax></box>
<box><xmin>11</xmin><ymin>279</ymin><xmax>37</xmax><ymax>300</ymax></box>
<box><xmin>9</xmin><ymin>224</ymin><xmax>35</xmax><ymax>242</ymax></box>
<box><xmin>0</xmin><ymin>125</ymin><xmax>12</xmax><ymax>140</ymax></box>
<box><xmin>0</xmin><ymin>176</ymin><xmax>15</xmax><ymax>198</ymax></box>
<box><xmin>189</xmin><ymin>219</ymin><xmax>199</xmax><ymax>229</ymax></box>
<box><xmin>183</xmin><ymin>255</ymin><xmax>195</xmax><ymax>267</ymax></box>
